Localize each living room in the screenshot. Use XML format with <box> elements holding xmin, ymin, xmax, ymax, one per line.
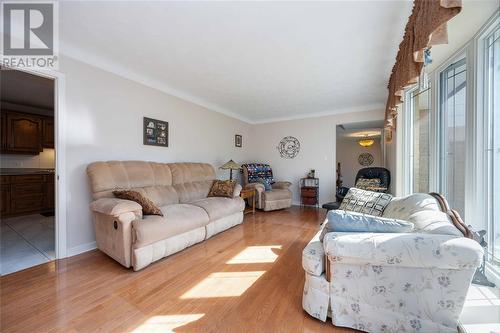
<box><xmin>1</xmin><ymin>1</ymin><xmax>499</xmax><ymax>333</ymax></box>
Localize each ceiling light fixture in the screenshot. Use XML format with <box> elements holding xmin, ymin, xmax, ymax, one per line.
<box><xmin>358</xmin><ymin>138</ymin><xmax>375</xmax><ymax>147</ymax></box>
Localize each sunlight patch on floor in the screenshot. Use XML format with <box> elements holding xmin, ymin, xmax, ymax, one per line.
<box><xmin>226</xmin><ymin>245</ymin><xmax>282</xmax><ymax>264</ymax></box>
<box><xmin>180</xmin><ymin>271</ymin><xmax>265</xmax><ymax>299</ymax></box>
<box><xmin>131</xmin><ymin>314</ymin><xmax>204</xmax><ymax>332</ymax></box>
<box><xmin>460</xmin><ymin>285</ymin><xmax>500</xmax><ymax>333</ymax></box>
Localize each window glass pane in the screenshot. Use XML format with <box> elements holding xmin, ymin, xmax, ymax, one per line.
<box><xmin>440</xmin><ymin>58</ymin><xmax>466</xmax><ymax>217</ymax></box>
<box><xmin>486</xmin><ymin>26</ymin><xmax>500</xmax><ymax>262</ymax></box>
<box><xmin>410</xmin><ymin>88</ymin><xmax>430</xmax><ymax>193</ymax></box>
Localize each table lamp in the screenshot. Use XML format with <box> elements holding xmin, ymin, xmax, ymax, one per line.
<box><xmin>220</xmin><ymin>159</ymin><xmax>241</xmax><ymax>180</ymax></box>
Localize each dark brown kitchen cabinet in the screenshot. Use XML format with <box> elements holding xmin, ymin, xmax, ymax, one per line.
<box><xmin>44</xmin><ymin>174</ymin><xmax>55</xmax><ymax>210</ymax></box>
<box><xmin>0</xmin><ymin>173</ymin><xmax>55</xmax><ymax>217</ymax></box>
<box><xmin>42</xmin><ymin>117</ymin><xmax>54</xmax><ymax>148</ymax></box>
<box><xmin>1</xmin><ymin>112</ymin><xmax>6</xmax><ymax>151</ymax></box>
<box><xmin>0</xmin><ymin>177</ymin><xmax>10</xmax><ymax>216</ymax></box>
<box><xmin>0</xmin><ymin>111</ymin><xmax>54</xmax><ymax>154</ymax></box>
<box><xmin>3</xmin><ymin>111</ymin><xmax>42</xmax><ymax>154</ymax></box>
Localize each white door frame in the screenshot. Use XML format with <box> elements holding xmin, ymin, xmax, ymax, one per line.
<box><xmin>3</xmin><ymin>66</ymin><xmax>67</xmax><ymax>259</ymax></box>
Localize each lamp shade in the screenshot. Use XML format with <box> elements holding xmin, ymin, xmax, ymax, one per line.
<box><xmin>220</xmin><ymin>159</ymin><xmax>241</xmax><ymax>170</ymax></box>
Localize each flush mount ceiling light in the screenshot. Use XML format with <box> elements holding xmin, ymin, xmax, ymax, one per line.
<box><xmin>358</xmin><ymin>138</ymin><xmax>375</xmax><ymax>147</ymax></box>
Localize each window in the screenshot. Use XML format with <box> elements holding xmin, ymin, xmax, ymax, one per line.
<box><xmin>484</xmin><ymin>25</ymin><xmax>500</xmax><ymax>264</ymax></box>
<box><xmin>439</xmin><ymin>58</ymin><xmax>467</xmax><ymax>217</ymax></box>
<box><xmin>407</xmin><ymin>87</ymin><xmax>431</xmax><ymax>193</ymax></box>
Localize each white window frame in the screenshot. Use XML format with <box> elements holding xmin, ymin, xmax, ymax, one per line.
<box><xmin>475</xmin><ymin>12</ymin><xmax>500</xmax><ymax>283</ymax></box>
<box><xmin>400</xmin><ymin>9</ymin><xmax>500</xmax><ymax>283</ymax></box>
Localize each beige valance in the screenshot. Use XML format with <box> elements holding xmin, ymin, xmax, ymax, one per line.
<box><xmin>385</xmin><ymin>0</ymin><xmax>462</xmax><ymax>130</ymax></box>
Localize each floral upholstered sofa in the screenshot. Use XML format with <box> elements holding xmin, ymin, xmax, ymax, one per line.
<box><xmin>302</xmin><ymin>191</ymin><xmax>483</xmax><ymax>333</ymax></box>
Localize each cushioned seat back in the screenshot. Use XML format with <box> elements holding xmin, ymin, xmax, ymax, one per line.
<box><xmin>382</xmin><ymin>193</ymin><xmax>462</xmax><ymax>236</ymax></box>
<box><xmin>87</xmin><ymin>161</ymin><xmax>215</xmax><ymax>206</ymax></box>
<box><xmin>169</xmin><ymin>163</ymin><xmax>216</xmax><ymax>203</ymax></box>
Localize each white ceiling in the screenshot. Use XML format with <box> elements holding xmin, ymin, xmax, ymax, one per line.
<box><xmin>337</xmin><ymin>120</ymin><xmax>384</xmax><ymax>139</ymax></box>
<box><xmin>60</xmin><ymin>1</ymin><xmax>413</xmax><ymax>123</ymax></box>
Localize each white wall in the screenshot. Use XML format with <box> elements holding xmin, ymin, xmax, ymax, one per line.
<box><xmin>52</xmin><ymin>56</ymin><xmax>385</xmax><ymax>255</ymax></box>
<box><xmin>336</xmin><ymin>137</ymin><xmax>382</xmax><ymax>188</ymax></box>
<box><xmin>249</xmin><ymin>110</ymin><xmax>385</xmax><ymax>205</ymax></box>
<box><xmin>1</xmin><ymin>149</ymin><xmax>55</xmax><ymax>169</ymax></box>
<box><xmin>59</xmin><ymin>56</ymin><xmax>252</xmax><ymax>253</ymax></box>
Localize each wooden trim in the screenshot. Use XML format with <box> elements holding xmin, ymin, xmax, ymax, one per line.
<box><xmin>429</xmin><ymin>192</ymin><xmax>474</xmax><ymax>239</ymax></box>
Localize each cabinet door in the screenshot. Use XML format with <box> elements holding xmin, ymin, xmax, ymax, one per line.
<box><xmin>44</xmin><ymin>175</ymin><xmax>55</xmax><ymax>210</ymax></box>
<box><xmin>0</xmin><ymin>184</ymin><xmax>10</xmax><ymax>216</ymax></box>
<box><xmin>1</xmin><ymin>112</ymin><xmax>6</xmax><ymax>150</ymax></box>
<box><xmin>42</xmin><ymin>117</ymin><xmax>54</xmax><ymax>148</ymax></box>
<box><xmin>6</xmin><ymin>112</ymin><xmax>42</xmax><ymax>154</ymax></box>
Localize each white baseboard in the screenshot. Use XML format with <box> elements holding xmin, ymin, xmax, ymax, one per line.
<box><xmin>67</xmin><ymin>241</ymin><xmax>97</xmax><ymax>257</ymax></box>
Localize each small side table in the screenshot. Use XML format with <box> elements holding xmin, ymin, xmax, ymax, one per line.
<box><xmin>240</xmin><ymin>188</ymin><xmax>255</xmax><ymax>214</ymax></box>
<box><xmin>300</xmin><ymin>177</ymin><xmax>319</xmax><ymax>207</ymax></box>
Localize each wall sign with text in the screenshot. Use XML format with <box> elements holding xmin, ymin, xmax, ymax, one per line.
<box><xmin>143</xmin><ymin>117</ymin><xmax>168</xmax><ymax>147</ymax></box>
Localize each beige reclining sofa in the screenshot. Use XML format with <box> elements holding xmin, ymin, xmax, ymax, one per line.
<box><xmin>87</xmin><ymin>161</ymin><xmax>244</xmax><ymax>271</ymax></box>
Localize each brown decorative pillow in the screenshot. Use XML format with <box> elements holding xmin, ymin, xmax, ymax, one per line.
<box><xmin>113</xmin><ymin>190</ymin><xmax>163</xmax><ymax>216</ymax></box>
<box><xmin>355</xmin><ymin>177</ymin><xmax>383</xmax><ymax>191</ymax></box>
<box><xmin>207</xmin><ymin>180</ymin><xmax>236</xmax><ymax>198</ymax></box>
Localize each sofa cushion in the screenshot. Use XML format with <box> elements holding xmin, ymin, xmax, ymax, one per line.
<box><xmin>174</xmin><ymin>180</ymin><xmax>213</xmax><ymax>203</ymax></box>
<box><xmin>339</xmin><ymin>188</ymin><xmax>392</xmax><ymax>216</ymax></box>
<box><xmin>190</xmin><ymin>197</ymin><xmax>245</xmax><ymax>221</ymax></box>
<box><xmin>382</xmin><ymin>193</ymin><xmax>462</xmax><ymax>236</ymax></box>
<box><xmin>382</xmin><ymin>193</ymin><xmax>441</xmax><ymax>220</ymax></box>
<box><xmin>262</xmin><ymin>189</ymin><xmax>292</xmax><ymax>201</ymax></box>
<box><xmin>133</xmin><ymin>204</ymin><xmax>209</xmax><ymax>248</ymax></box>
<box><xmin>320</xmin><ymin>210</ymin><xmax>413</xmax><ymax>240</ymax></box>
<box><xmin>129</xmin><ymin>185</ymin><xmax>179</xmax><ymax>207</ymax></box>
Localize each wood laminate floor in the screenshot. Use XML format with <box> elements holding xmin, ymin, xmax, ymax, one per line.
<box><xmin>1</xmin><ymin>207</ymin><xmax>354</xmax><ymax>333</ymax></box>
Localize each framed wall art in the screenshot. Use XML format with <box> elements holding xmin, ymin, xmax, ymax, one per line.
<box><xmin>143</xmin><ymin>117</ymin><xmax>169</xmax><ymax>147</ymax></box>
<box><xmin>235</xmin><ymin>134</ymin><xmax>242</xmax><ymax>147</ymax></box>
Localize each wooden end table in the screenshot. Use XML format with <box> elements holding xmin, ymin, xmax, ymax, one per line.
<box><xmin>240</xmin><ymin>188</ymin><xmax>256</xmax><ymax>214</ymax></box>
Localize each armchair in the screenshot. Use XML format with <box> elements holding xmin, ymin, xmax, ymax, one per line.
<box><xmin>336</xmin><ymin>167</ymin><xmax>391</xmax><ymax>202</ymax></box>
<box><xmin>302</xmin><ymin>192</ymin><xmax>483</xmax><ymax>332</ymax></box>
<box><xmin>241</xmin><ymin>164</ymin><xmax>292</xmax><ymax>211</ymax></box>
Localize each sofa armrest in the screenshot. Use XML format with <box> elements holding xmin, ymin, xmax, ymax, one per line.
<box><xmin>90</xmin><ymin>197</ymin><xmax>142</xmax><ymax>217</ymax></box>
<box><xmin>272</xmin><ymin>181</ymin><xmax>292</xmax><ymax>189</ymax></box>
<box><xmin>233</xmin><ymin>184</ymin><xmax>242</xmax><ymax>197</ymax></box>
<box><xmin>323</xmin><ymin>232</ymin><xmax>483</xmax><ymax>270</ymax></box>
<box><xmin>245</xmin><ymin>182</ymin><xmax>265</xmax><ymax>193</ymax></box>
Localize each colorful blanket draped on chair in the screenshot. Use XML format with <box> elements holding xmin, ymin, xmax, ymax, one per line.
<box><xmin>243</xmin><ymin>164</ymin><xmax>275</xmax><ymax>185</ymax></box>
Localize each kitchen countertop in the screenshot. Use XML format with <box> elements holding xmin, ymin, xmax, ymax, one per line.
<box><xmin>0</xmin><ymin>168</ymin><xmax>55</xmax><ymax>176</ymax></box>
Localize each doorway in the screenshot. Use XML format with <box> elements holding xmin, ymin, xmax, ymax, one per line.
<box><xmin>0</xmin><ymin>68</ymin><xmax>56</xmax><ymax>275</ymax></box>
<box><xmin>335</xmin><ymin>120</ymin><xmax>385</xmax><ymax>198</ymax></box>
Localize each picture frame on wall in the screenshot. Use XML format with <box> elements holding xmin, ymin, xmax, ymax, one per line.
<box><xmin>143</xmin><ymin>117</ymin><xmax>169</xmax><ymax>147</ymax></box>
<box><xmin>235</xmin><ymin>134</ymin><xmax>242</xmax><ymax>147</ymax></box>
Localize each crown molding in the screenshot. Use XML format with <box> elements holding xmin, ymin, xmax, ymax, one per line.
<box><xmin>251</xmin><ymin>103</ymin><xmax>385</xmax><ymax>124</ymax></box>
<box><xmin>60</xmin><ymin>44</ymin><xmax>254</xmax><ymax>124</ymax></box>
<box><xmin>60</xmin><ymin>44</ymin><xmax>385</xmax><ymax>126</ymax></box>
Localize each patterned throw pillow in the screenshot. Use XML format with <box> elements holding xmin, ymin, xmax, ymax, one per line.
<box><xmin>208</xmin><ymin>180</ymin><xmax>236</xmax><ymax>198</ymax></box>
<box><xmin>339</xmin><ymin>188</ymin><xmax>393</xmax><ymax>216</ymax></box>
<box><xmin>113</xmin><ymin>190</ymin><xmax>163</xmax><ymax>216</ymax></box>
<box><xmin>355</xmin><ymin>177</ymin><xmax>382</xmax><ymax>191</ymax></box>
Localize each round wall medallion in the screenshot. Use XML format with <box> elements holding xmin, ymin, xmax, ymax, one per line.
<box><xmin>358</xmin><ymin>153</ymin><xmax>374</xmax><ymax>166</ymax></box>
<box><xmin>277</xmin><ymin>136</ymin><xmax>300</xmax><ymax>159</ymax></box>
